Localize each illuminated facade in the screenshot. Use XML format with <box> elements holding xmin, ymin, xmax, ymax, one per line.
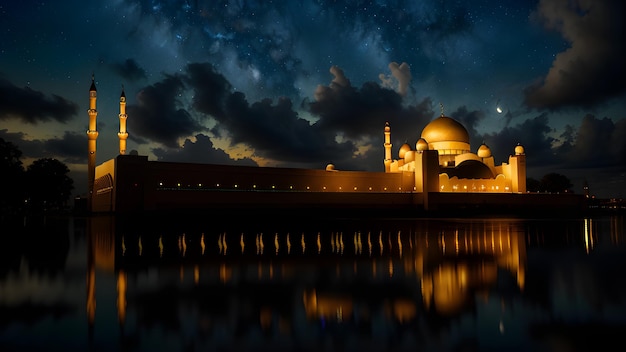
<box><xmin>89</xmin><ymin>82</ymin><xmax>586</xmax><ymax>214</ymax></box>
<box><xmin>384</xmin><ymin>106</ymin><xmax>527</xmax><ymax>194</ymax></box>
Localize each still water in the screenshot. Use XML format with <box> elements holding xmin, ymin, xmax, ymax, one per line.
<box><xmin>1</xmin><ymin>213</ymin><xmax>625</xmax><ymax>352</ymax></box>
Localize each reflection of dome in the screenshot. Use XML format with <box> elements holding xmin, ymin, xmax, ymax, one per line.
<box><xmin>447</xmin><ymin>160</ymin><xmax>494</xmax><ymax>179</ymax></box>
<box><xmin>398</xmin><ymin>143</ymin><xmax>411</xmax><ymax>159</ymax></box>
<box><xmin>421</xmin><ymin>116</ymin><xmax>470</xmax><ymax>144</ymax></box>
<box><xmin>515</xmin><ymin>144</ymin><xmax>524</xmax><ymax>155</ymax></box>
<box><xmin>477</xmin><ymin>143</ymin><xmax>492</xmax><ymax>158</ymax></box>
<box><xmin>416</xmin><ymin>138</ymin><xmax>428</xmax><ymax>151</ymax></box>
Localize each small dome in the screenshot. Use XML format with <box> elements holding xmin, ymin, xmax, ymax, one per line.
<box><xmin>384</xmin><ymin>122</ymin><xmax>390</xmax><ymax>132</ymax></box>
<box><xmin>404</xmin><ymin>151</ymin><xmax>415</xmax><ymax>163</ymax></box>
<box><xmin>515</xmin><ymin>144</ymin><xmax>525</xmax><ymax>155</ymax></box>
<box><xmin>421</xmin><ymin>116</ymin><xmax>470</xmax><ymax>144</ymax></box>
<box><xmin>326</xmin><ymin>163</ymin><xmax>335</xmax><ymax>171</ymax></box>
<box><xmin>398</xmin><ymin>143</ymin><xmax>411</xmax><ymax>159</ymax></box>
<box><xmin>416</xmin><ymin>138</ymin><xmax>428</xmax><ymax>151</ymax></box>
<box><xmin>477</xmin><ymin>143</ymin><xmax>492</xmax><ymax>158</ymax></box>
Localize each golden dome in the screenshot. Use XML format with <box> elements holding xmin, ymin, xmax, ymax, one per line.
<box><xmin>398</xmin><ymin>143</ymin><xmax>411</xmax><ymax>159</ymax></box>
<box><xmin>477</xmin><ymin>143</ymin><xmax>492</xmax><ymax>158</ymax></box>
<box><xmin>421</xmin><ymin>116</ymin><xmax>469</xmax><ymax>144</ymax></box>
<box><xmin>416</xmin><ymin>138</ymin><xmax>428</xmax><ymax>151</ymax></box>
<box><xmin>515</xmin><ymin>144</ymin><xmax>525</xmax><ymax>155</ymax></box>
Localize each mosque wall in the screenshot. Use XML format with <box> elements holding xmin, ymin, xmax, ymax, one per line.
<box><xmin>94</xmin><ymin>155</ymin><xmax>422</xmax><ymax>212</ymax></box>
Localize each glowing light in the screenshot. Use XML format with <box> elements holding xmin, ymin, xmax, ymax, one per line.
<box><xmin>496</xmin><ymin>106</ymin><xmax>503</xmax><ymax>113</ymax></box>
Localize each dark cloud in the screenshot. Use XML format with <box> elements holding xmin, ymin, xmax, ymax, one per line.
<box><xmin>482</xmin><ymin>113</ymin><xmax>557</xmax><ymax>166</ymax></box>
<box><xmin>220</xmin><ymin>92</ymin><xmax>356</xmax><ymax>166</ymax></box>
<box><xmin>43</xmin><ymin>131</ymin><xmax>86</xmax><ymax>164</ymax></box>
<box><xmin>309</xmin><ymin>66</ymin><xmax>432</xmax><ymax>142</ymax></box>
<box><xmin>563</xmin><ymin>114</ymin><xmax>626</xmax><ymax>168</ymax></box>
<box><xmin>0</xmin><ymin>78</ymin><xmax>78</xmax><ymax>124</ymax></box>
<box><xmin>110</xmin><ymin>58</ymin><xmax>147</xmax><ymax>82</ymax></box>
<box><xmin>524</xmin><ymin>0</ymin><xmax>626</xmax><ymax>110</ymax></box>
<box><xmin>152</xmin><ymin>134</ymin><xmax>257</xmax><ymax>166</ymax></box>
<box><xmin>185</xmin><ymin>62</ymin><xmax>232</xmax><ymax>118</ymax></box>
<box><xmin>127</xmin><ymin>74</ymin><xmax>206</xmax><ymax>148</ymax></box>
<box><xmin>0</xmin><ymin>129</ymin><xmax>84</xmax><ymax>164</ymax></box>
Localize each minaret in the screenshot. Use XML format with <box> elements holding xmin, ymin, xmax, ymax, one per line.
<box><xmin>118</xmin><ymin>86</ymin><xmax>128</xmax><ymax>155</ymax></box>
<box><xmin>384</xmin><ymin>122</ymin><xmax>392</xmax><ymax>172</ymax></box>
<box><xmin>87</xmin><ymin>75</ymin><xmax>99</xmax><ymax>210</ymax></box>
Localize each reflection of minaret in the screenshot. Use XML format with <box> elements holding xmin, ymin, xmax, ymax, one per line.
<box><xmin>118</xmin><ymin>86</ymin><xmax>128</xmax><ymax>155</ymax></box>
<box><xmin>383</xmin><ymin>122</ymin><xmax>392</xmax><ymax>172</ymax></box>
<box><xmin>86</xmin><ymin>220</ymin><xmax>96</xmax><ymax>344</ymax></box>
<box><xmin>86</xmin><ymin>216</ymin><xmax>118</xmax><ymax>344</ymax></box>
<box><xmin>87</xmin><ymin>75</ymin><xmax>99</xmax><ymax>211</ymax></box>
<box><xmin>117</xmin><ymin>270</ymin><xmax>127</xmax><ymax>328</ymax></box>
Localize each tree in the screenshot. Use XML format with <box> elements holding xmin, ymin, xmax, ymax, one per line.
<box><xmin>0</xmin><ymin>138</ymin><xmax>26</xmax><ymax>212</ymax></box>
<box><xmin>526</xmin><ymin>177</ymin><xmax>541</xmax><ymax>193</ymax></box>
<box><xmin>540</xmin><ymin>173</ymin><xmax>573</xmax><ymax>194</ymax></box>
<box><xmin>25</xmin><ymin>158</ymin><xmax>74</xmax><ymax>212</ymax></box>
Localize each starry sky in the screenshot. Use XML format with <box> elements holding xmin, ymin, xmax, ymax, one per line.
<box><xmin>1</xmin><ymin>0</ymin><xmax>625</xmax><ymax>199</ymax></box>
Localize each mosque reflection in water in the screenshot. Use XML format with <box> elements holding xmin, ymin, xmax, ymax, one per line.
<box><xmin>87</xmin><ymin>217</ymin><xmax>526</xmax><ymax>346</ymax></box>
<box><xmin>84</xmin><ymin>215</ymin><xmax>624</xmax><ymax>351</ymax></box>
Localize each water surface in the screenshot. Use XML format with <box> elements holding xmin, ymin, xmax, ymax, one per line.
<box><xmin>1</xmin><ymin>214</ymin><xmax>625</xmax><ymax>351</ymax></box>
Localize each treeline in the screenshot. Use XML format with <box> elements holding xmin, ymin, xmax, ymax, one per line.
<box><xmin>0</xmin><ymin>138</ymin><xmax>74</xmax><ymax>215</ymax></box>
<box><xmin>526</xmin><ymin>173</ymin><xmax>574</xmax><ymax>194</ymax></box>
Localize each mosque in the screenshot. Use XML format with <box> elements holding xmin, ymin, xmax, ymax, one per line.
<box><xmin>87</xmin><ymin>77</ymin><xmax>583</xmax><ymax>215</ymax></box>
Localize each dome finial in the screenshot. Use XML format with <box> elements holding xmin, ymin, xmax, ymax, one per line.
<box><xmin>440</xmin><ymin>102</ymin><xmax>444</xmax><ymax>117</ymax></box>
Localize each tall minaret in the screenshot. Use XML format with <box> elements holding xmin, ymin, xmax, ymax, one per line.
<box><xmin>118</xmin><ymin>86</ymin><xmax>128</xmax><ymax>155</ymax></box>
<box><xmin>87</xmin><ymin>75</ymin><xmax>99</xmax><ymax>210</ymax></box>
<box><xmin>383</xmin><ymin>121</ymin><xmax>392</xmax><ymax>172</ymax></box>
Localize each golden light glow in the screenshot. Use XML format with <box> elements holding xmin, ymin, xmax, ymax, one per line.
<box><xmin>116</xmin><ymin>270</ymin><xmax>127</xmax><ymax>325</ymax></box>
<box><xmin>159</xmin><ymin>236</ymin><xmax>163</xmax><ymax>257</ymax></box>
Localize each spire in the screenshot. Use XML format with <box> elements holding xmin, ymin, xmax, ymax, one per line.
<box><xmin>440</xmin><ymin>102</ymin><xmax>444</xmax><ymax>117</ymax></box>
<box><xmin>120</xmin><ymin>84</ymin><xmax>125</xmax><ymax>99</ymax></box>
<box><xmin>90</xmin><ymin>73</ymin><xmax>97</xmax><ymax>92</ymax></box>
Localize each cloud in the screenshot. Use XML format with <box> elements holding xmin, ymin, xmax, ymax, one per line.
<box><xmin>110</xmin><ymin>58</ymin><xmax>147</xmax><ymax>82</ymax></box>
<box><xmin>563</xmin><ymin>114</ymin><xmax>626</xmax><ymax>168</ymax></box>
<box><xmin>0</xmin><ymin>78</ymin><xmax>78</xmax><ymax>124</ymax></box>
<box><xmin>524</xmin><ymin>0</ymin><xmax>626</xmax><ymax>110</ymax></box>
<box><xmin>310</xmin><ymin>65</ymin><xmax>434</xmax><ymax>143</ymax></box>
<box><xmin>127</xmin><ymin>74</ymin><xmax>206</xmax><ymax>148</ymax></box>
<box><xmin>185</xmin><ymin>63</ymin><xmax>232</xmax><ymax>118</ymax></box>
<box><xmin>0</xmin><ymin>129</ymin><xmax>84</xmax><ymax>164</ymax></box>
<box><xmin>42</xmin><ymin>131</ymin><xmax>86</xmax><ymax>164</ymax></box>
<box><xmin>180</xmin><ymin>62</ymin><xmax>355</xmax><ymax>168</ymax></box>
<box><xmin>481</xmin><ymin>113</ymin><xmax>557</xmax><ymax>166</ymax></box>
<box><xmin>152</xmin><ymin>134</ymin><xmax>257</xmax><ymax>166</ymax></box>
<box><xmin>381</xmin><ymin>62</ymin><xmax>412</xmax><ymax>97</ymax></box>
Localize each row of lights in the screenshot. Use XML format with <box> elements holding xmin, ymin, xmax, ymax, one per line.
<box><xmin>158</xmin><ymin>182</ymin><xmax>408</xmax><ymax>192</ymax></box>
<box><xmin>443</xmin><ymin>185</ymin><xmax>510</xmax><ymax>192</ymax></box>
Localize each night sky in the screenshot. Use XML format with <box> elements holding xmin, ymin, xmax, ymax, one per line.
<box><xmin>1</xmin><ymin>0</ymin><xmax>624</xmax><ymax>199</ymax></box>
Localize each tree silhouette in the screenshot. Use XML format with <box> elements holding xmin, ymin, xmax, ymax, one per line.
<box><xmin>540</xmin><ymin>173</ymin><xmax>573</xmax><ymax>194</ymax></box>
<box><xmin>526</xmin><ymin>177</ymin><xmax>541</xmax><ymax>193</ymax></box>
<box><xmin>25</xmin><ymin>158</ymin><xmax>74</xmax><ymax>212</ymax></box>
<box><xmin>0</xmin><ymin>138</ymin><xmax>26</xmax><ymax>213</ymax></box>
